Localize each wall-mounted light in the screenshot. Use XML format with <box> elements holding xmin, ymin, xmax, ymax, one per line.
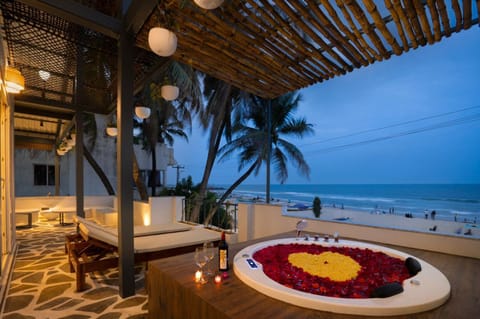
<box><xmin>5</xmin><ymin>66</ymin><xmax>25</xmax><ymax>94</ymax></box>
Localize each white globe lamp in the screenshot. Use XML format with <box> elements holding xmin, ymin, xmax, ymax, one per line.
<box><xmin>148</xmin><ymin>27</ymin><xmax>177</xmax><ymax>57</ymax></box>
<box><xmin>194</xmin><ymin>0</ymin><xmax>224</xmax><ymax>10</ymax></box>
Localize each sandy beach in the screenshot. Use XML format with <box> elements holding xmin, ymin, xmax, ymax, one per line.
<box><xmin>284</xmin><ymin>206</ymin><xmax>479</xmax><ymax>238</ymax></box>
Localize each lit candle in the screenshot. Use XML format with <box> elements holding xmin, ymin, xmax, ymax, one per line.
<box><xmin>214</xmin><ymin>274</ymin><xmax>222</xmax><ymax>284</ymax></box>
<box><xmin>195</xmin><ymin>270</ymin><xmax>202</xmax><ymax>283</ymax></box>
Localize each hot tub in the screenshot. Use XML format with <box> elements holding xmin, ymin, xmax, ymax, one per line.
<box><xmin>233</xmin><ymin>237</ymin><xmax>450</xmax><ymax>316</ymax></box>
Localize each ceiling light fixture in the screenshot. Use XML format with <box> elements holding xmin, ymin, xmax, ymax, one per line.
<box><xmin>106</xmin><ymin>126</ymin><xmax>118</xmax><ymax>137</ymax></box>
<box><xmin>38</xmin><ymin>70</ymin><xmax>51</xmax><ymax>81</ymax></box>
<box><xmin>148</xmin><ymin>27</ymin><xmax>177</xmax><ymax>57</ymax></box>
<box><xmin>4</xmin><ymin>66</ymin><xmax>25</xmax><ymax>94</ymax></box>
<box><xmin>161</xmin><ymin>84</ymin><xmax>179</xmax><ymax>101</ymax></box>
<box><xmin>135</xmin><ymin>106</ymin><xmax>151</xmax><ymax>120</ymax></box>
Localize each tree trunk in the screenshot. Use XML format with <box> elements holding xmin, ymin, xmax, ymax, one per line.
<box><xmin>191</xmin><ymin>121</ymin><xmax>226</xmax><ymax>222</ymax></box>
<box><xmin>133</xmin><ymin>154</ymin><xmax>148</xmax><ymax>201</ymax></box>
<box><xmin>204</xmin><ymin>159</ymin><xmax>260</xmax><ymax>225</ymax></box>
<box><xmin>82</xmin><ymin>143</ymin><xmax>115</xmax><ymax>195</ymax></box>
<box><xmin>149</xmin><ymin>143</ymin><xmax>157</xmax><ymax>196</ymax></box>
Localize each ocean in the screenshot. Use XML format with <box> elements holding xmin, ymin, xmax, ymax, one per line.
<box><xmin>220</xmin><ymin>184</ymin><xmax>480</xmax><ymax>223</ymax></box>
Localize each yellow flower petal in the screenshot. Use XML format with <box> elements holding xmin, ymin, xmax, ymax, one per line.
<box><xmin>288</xmin><ymin>252</ymin><xmax>361</xmax><ymax>282</ymax></box>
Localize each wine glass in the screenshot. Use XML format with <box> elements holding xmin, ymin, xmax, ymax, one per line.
<box><xmin>194</xmin><ymin>247</ymin><xmax>208</xmax><ymax>284</ymax></box>
<box><xmin>203</xmin><ymin>241</ymin><xmax>215</xmax><ymax>277</ymax></box>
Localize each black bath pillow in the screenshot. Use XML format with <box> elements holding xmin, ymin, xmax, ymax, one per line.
<box><xmin>370</xmin><ymin>282</ymin><xmax>404</xmax><ymax>298</ymax></box>
<box><xmin>405</xmin><ymin>257</ymin><xmax>422</xmax><ymax>276</ymax></box>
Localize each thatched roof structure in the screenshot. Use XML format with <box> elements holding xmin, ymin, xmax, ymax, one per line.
<box><xmin>1</xmin><ymin>0</ymin><xmax>478</xmax><ymax>144</ymax></box>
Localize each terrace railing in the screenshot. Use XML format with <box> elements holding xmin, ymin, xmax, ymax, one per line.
<box><xmin>182</xmin><ymin>198</ymin><xmax>238</xmax><ymax>233</ymax></box>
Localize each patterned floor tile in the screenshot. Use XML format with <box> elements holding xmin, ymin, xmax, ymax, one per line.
<box><xmin>1</xmin><ymin>221</ymin><xmax>148</xmax><ymax>319</ymax></box>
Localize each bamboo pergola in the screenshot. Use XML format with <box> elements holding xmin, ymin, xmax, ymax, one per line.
<box><xmin>136</xmin><ymin>0</ymin><xmax>480</xmax><ymax>98</ymax></box>
<box><xmin>1</xmin><ymin>0</ymin><xmax>479</xmax><ymax>115</ymax></box>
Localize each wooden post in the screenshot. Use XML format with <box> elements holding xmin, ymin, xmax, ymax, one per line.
<box><xmin>75</xmin><ymin>111</ymin><xmax>84</xmax><ymax>218</ymax></box>
<box><xmin>266</xmin><ymin>99</ymin><xmax>271</xmax><ymax>204</ymax></box>
<box><xmin>117</xmin><ymin>21</ymin><xmax>135</xmax><ymax>298</ymax></box>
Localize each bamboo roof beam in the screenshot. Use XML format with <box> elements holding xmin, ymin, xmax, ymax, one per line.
<box><xmin>335</xmin><ymin>0</ymin><xmax>384</xmax><ymax>61</ymax></box>
<box><xmin>275</xmin><ymin>0</ymin><xmax>353</xmax><ymax>72</ymax></box>
<box><xmin>179</xmin><ymin>8</ymin><xmax>299</xmax><ymax>89</ymax></box>
<box><xmin>426</xmin><ymin>0</ymin><xmax>443</xmax><ymax>41</ymax></box>
<box><xmin>320</xmin><ymin>0</ymin><xmax>375</xmax><ymax>64</ymax></box>
<box><xmin>343</xmin><ymin>0</ymin><xmax>391</xmax><ymax>58</ymax></box>
<box><xmin>308</xmin><ymin>1</ymin><xmax>369</xmax><ymax>67</ymax></box>
<box><xmin>463</xmin><ymin>0</ymin><xmax>472</xmax><ymax>29</ymax></box>
<box><xmin>436</xmin><ymin>0</ymin><xmax>452</xmax><ymax>37</ymax></box>
<box><xmin>236</xmin><ymin>1</ymin><xmax>327</xmax><ymax>81</ymax></box>
<box><xmin>177</xmin><ymin>29</ymin><xmax>292</xmax><ymax>95</ymax></box>
<box><xmin>252</xmin><ymin>0</ymin><xmax>341</xmax><ymax>78</ymax></box>
<box><xmin>290</xmin><ymin>1</ymin><xmax>363</xmax><ymax>69</ymax></box>
<box><xmin>403</xmin><ymin>0</ymin><xmax>427</xmax><ymax>46</ymax></box>
<box><xmin>232</xmin><ymin>2</ymin><xmax>320</xmax><ymax>84</ymax></box>
<box><xmin>175</xmin><ymin>40</ymin><xmax>282</xmax><ymax>97</ymax></box>
<box><xmin>384</xmin><ymin>0</ymin><xmax>410</xmax><ymax>51</ymax></box>
<box><xmin>452</xmin><ymin>0</ymin><xmax>463</xmax><ymax>32</ymax></box>
<box><xmin>477</xmin><ymin>0</ymin><xmax>480</xmax><ymax>28</ymax></box>
<box><xmin>413</xmin><ymin>0</ymin><xmax>435</xmax><ymax>44</ymax></box>
<box><xmin>363</xmin><ymin>0</ymin><xmax>403</xmax><ymax>55</ymax></box>
<box><xmin>392</xmin><ymin>0</ymin><xmax>419</xmax><ymax>48</ymax></box>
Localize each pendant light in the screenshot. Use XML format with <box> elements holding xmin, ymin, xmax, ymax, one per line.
<box><xmin>194</xmin><ymin>0</ymin><xmax>224</xmax><ymax>10</ymax></box>
<box><xmin>135</xmin><ymin>106</ymin><xmax>151</xmax><ymax>120</ymax></box>
<box><xmin>148</xmin><ymin>27</ymin><xmax>177</xmax><ymax>57</ymax></box>
<box><xmin>161</xmin><ymin>84</ymin><xmax>179</xmax><ymax>101</ymax></box>
<box><xmin>106</xmin><ymin>126</ymin><xmax>118</xmax><ymax>137</ymax></box>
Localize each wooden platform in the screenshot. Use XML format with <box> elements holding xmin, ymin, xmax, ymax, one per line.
<box><xmin>147</xmin><ymin>231</ymin><xmax>480</xmax><ymax>319</ymax></box>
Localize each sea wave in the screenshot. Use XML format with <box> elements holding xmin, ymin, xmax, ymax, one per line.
<box><xmin>421</xmin><ymin>197</ymin><xmax>480</xmax><ymax>204</ymax></box>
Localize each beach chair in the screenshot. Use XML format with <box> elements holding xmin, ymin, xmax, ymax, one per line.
<box><xmin>65</xmin><ymin>216</ymin><xmax>221</xmax><ymax>291</ymax></box>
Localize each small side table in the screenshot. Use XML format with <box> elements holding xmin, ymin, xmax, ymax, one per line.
<box><xmin>15</xmin><ymin>209</ymin><xmax>39</xmax><ymax>228</ymax></box>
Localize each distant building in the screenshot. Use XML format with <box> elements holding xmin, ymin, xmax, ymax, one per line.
<box><xmin>14</xmin><ymin>114</ymin><xmax>177</xmax><ymax>197</ymax></box>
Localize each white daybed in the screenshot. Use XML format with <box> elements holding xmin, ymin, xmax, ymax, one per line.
<box><xmin>66</xmin><ymin>216</ymin><xmax>220</xmax><ymax>291</ymax></box>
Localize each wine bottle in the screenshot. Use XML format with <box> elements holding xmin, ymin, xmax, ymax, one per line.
<box><xmin>218</xmin><ymin>231</ymin><xmax>229</xmax><ymax>271</ymax></box>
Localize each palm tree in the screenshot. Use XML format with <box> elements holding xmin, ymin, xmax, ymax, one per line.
<box><xmin>205</xmin><ymin>91</ymin><xmax>314</xmax><ymax>224</ymax></box>
<box><xmin>190</xmin><ymin>76</ymin><xmax>252</xmax><ymax>222</ymax></box>
<box><xmin>138</xmin><ymin>61</ymin><xmax>201</xmax><ymax>196</ymax></box>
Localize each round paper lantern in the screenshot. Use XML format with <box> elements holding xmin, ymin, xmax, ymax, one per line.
<box><xmin>161</xmin><ymin>85</ymin><xmax>179</xmax><ymax>101</ymax></box>
<box><xmin>194</xmin><ymin>0</ymin><xmax>224</xmax><ymax>10</ymax></box>
<box><xmin>148</xmin><ymin>27</ymin><xmax>177</xmax><ymax>57</ymax></box>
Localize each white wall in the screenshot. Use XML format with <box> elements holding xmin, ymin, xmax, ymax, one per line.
<box><xmin>14</xmin><ymin>149</ymin><xmax>56</xmax><ymax>196</ymax></box>
<box><xmin>237</xmin><ymin>203</ymin><xmax>480</xmax><ymax>259</ymax></box>
<box><xmin>14</xmin><ymin>114</ymin><xmax>176</xmax><ymax>197</ymax></box>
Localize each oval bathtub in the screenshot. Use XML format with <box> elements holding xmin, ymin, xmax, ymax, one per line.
<box><xmin>233</xmin><ymin>237</ymin><xmax>450</xmax><ymax>316</ymax></box>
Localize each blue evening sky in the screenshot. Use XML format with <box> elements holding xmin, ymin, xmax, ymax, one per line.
<box><xmin>167</xmin><ymin>27</ymin><xmax>480</xmax><ymax>186</ymax></box>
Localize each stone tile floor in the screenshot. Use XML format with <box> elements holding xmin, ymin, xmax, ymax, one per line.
<box><xmin>1</xmin><ymin>220</ymin><xmax>148</xmax><ymax>319</ymax></box>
